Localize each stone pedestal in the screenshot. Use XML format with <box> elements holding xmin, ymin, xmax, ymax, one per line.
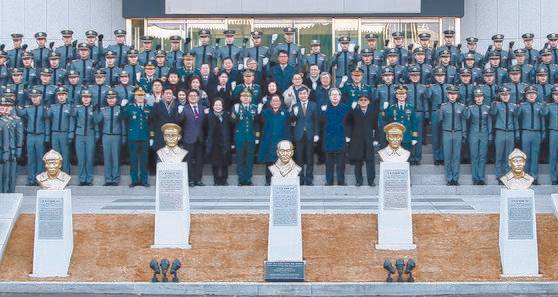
<box><xmin>376</xmin><ymin>161</ymin><xmax>415</xmax><ymax>250</ymax></box>
<box><xmin>499</xmin><ymin>188</ymin><xmax>541</xmax><ymax>278</ymax></box>
<box><xmin>0</xmin><ymin>194</ymin><xmax>23</xmax><ymax>262</ymax></box>
<box><xmin>152</xmin><ymin>162</ymin><xmax>191</xmax><ymax>249</ymax></box>
<box><xmin>265</xmin><ymin>176</ymin><xmax>304</xmax><ymax>281</ymax></box>
<box><xmin>551</xmin><ymin>194</ymin><xmax>558</xmax><ymax>221</ymax></box>
<box><xmin>31</xmin><ymin>189</ymin><xmax>73</xmax><ymax>277</ymax></box>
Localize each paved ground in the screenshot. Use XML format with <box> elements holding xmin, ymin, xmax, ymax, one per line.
<box><xmin>2</xmin><ymin>294</ymin><xmax>558</xmax><ymax>297</ymax></box>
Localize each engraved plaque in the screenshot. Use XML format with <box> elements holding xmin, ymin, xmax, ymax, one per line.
<box><xmin>382</xmin><ymin>168</ymin><xmax>409</xmax><ymax>209</ymax></box>
<box><xmin>508</xmin><ymin>197</ymin><xmax>534</xmax><ymax>240</ymax></box>
<box><xmin>37</xmin><ymin>198</ymin><xmax>64</xmax><ymax>240</ymax></box>
<box><xmin>158</xmin><ymin>169</ymin><xmax>185</xmax><ymax>211</ymax></box>
<box><xmin>271</xmin><ymin>184</ymin><xmax>298</xmax><ymax>226</ymax></box>
<box><xmin>265</xmin><ymin>261</ymin><xmax>305</xmax><ymax>282</ymax></box>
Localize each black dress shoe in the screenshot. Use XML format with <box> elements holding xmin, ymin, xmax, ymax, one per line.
<box><xmin>112</xmin><ymin>182</ymin><xmax>119</xmax><ymax>186</ymax></box>
<box><xmin>26</xmin><ymin>182</ymin><xmax>36</xmax><ymax>186</ymax></box>
<box><xmin>103</xmin><ymin>182</ymin><xmax>111</xmax><ymax>186</ymax></box>
<box><xmin>79</xmin><ymin>182</ymin><xmax>87</xmax><ymax>186</ymax></box>
<box><xmin>338</xmin><ymin>182</ymin><xmax>347</xmax><ymax>186</ymax></box>
<box><xmin>447</xmin><ymin>181</ymin><xmax>452</xmax><ymax>186</ymax></box>
<box><xmin>265</xmin><ymin>182</ymin><xmax>270</xmax><ymax>186</ymax></box>
<box><xmin>306</xmin><ymin>183</ymin><xmax>314</xmax><ymax>186</ymax></box>
<box><xmin>553</xmin><ymin>181</ymin><xmax>558</xmax><ymax>185</ymax></box>
<box><xmin>498</xmin><ymin>180</ymin><xmax>504</xmax><ymax>185</ymax></box>
<box><xmin>129</xmin><ymin>183</ymin><xmax>136</xmax><ymax>188</ymax></box>
<box><xmin>195</xmin><ymin>181</ymin><xmax>205</xmax><ymax>186</ymax></box>
<box><xmin>246</xmin><ymin>182</ymin><xmax>253</xmax><ymax>186</ymax></box>
<box><xmin>189</xmin><ymin>182</ymin><xmax>195</xmax><ymax>187</ymax></box>
<box><xmin>223</xmin><ymin>182</ymin><xmax>229</xmax><ymax>186</ymax></box>
<box><xmin>368</xmin><ymin>182</ymin><xmax>376</xmax><ymax>187</ymax></box>
<box><xmin>454</xmin><ymin>181</ymin><xmax>460</xmax><ymax>186</ymax></box>
<box><xmin>142</xmin><ymin>182</ymin><xmax>150</xmax><ymax>187</ymax></box>
<box><xmin>325</xmin><ymin>183</ymin><xmax>333</xmax><ymax>186</ymax></box>
<box><xmin>479</xmin><ymin>181</ymin><xmax>486</xmax><ymax>185</ymax></box>
<box><xmin>355</xmin><ymin>181</ymin><xmax>363</xmax><ymax>187</ymax></box>
<box><xmin>533</xmin><ymin>179</ymin><xmax>539</xmax><ymax>185</ymax></box>
<box><xmin>472</xmin><ymin>180</ymin><xmax>478</xmax><ymax>185</ymax></box>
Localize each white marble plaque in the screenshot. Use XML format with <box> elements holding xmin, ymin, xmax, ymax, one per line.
<box><xmin>271</xmin><ymin>184</ymin><xmax>299</xmax><ymax>226</ymax></box>
<box><xmin>37</xmin><ymin>198</ymin><xmax>64</xmax><ymax>240</ymax></box>
<box><xmin>152</xmin><ymin>162</ymin><xmax>191</xmax><ymax>249</ymax></box>
<box><xmin>382</xmin><ymin>168</ymin><xmax>409</xmax><ymax>209</ymax></box>
<box><xmin>0</xmin><ymin>194</ymin><xmax>23</xmax><ymax>266</ymax></box>
<box><xmin>508</xmin><ymin>197</ymin><xmax>534</xmax><ymax>240</ymax></box>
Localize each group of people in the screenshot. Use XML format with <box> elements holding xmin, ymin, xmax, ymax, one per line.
<box><xmin>1</xmin><ymin>26</ymin><xmax>558</xmax><ymax>190</ymax></box>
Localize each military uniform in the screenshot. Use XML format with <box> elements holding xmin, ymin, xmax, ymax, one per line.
<box><xmin>465</xmin><ymin>88</ymin><xmax>492</xmax><ymax>185</ymax></box>
<box><xmin>0</xmin><ymin>107</ymin><xmax>10</xmax><ymax>192</ymax></box>
<box><xmin>95</xmin><ymin>90</ymin><xmax>125</xmax><ymax>185</ymax></box>
<box><xmin>138</xmin><ymin>36</ymin><xmax>155</xmax><ymax>66</ymax></box>
<box><xmin>331</xmin><ymin>37</ymin><xmax>357</xmax><ymax>87</ymax></box>
<box><xmin>114</xmin><ymin>71</ymin><xmax>135</xmax><ymax>103</ymax></box>
<box><xmin>122</xmin><ymin>49</ymin><xmax>144</xmax><ymax>86</ymax></box>
<box><xmin>405</xmin><ymin>66</ymin><xmax>430</xmax><ymax>163</ymax></box>
<box><xmin>490</xmin><ymin>87</ymin><xmax>520</xmax><ymax>178</ymax></box>
<box><xmin>105</xmin><ymin>29</ymin><xmax>131</xmax><ymax>68</ymax></box>
<box><xmin>459</xmin><ymin>53</ymin><xmax>483</xmax><ymax>84</ymax></box>
<box><xmin>5</xmin><ymin>70</ymin><xmax>27</xmax><ymax>106</ymax></box>
<box><xmin>547</xmin><ymin>87</ymin><xmax>558</xmax><ymax>184</ymax></box>
<box><xmin>190</xmin><ymin>30</ymin><xmax>217</xmax><ymax>69</ymax></box>
<box><xmin>363</xmin><ymin>33</ymin><xmax>384</xmax><ymax>66</ymax></box>
<box><xmin>68</xmin><ymin>43</ymin><xmax>95</xmax><ymax>85</ymax></box>
<box><xmin>48</xmin><ymin>86</ymin><xmax>73</xmax><ymax>173</ymax></box>
<box><xmin>100</xmin><ymin>51</ymin><xmax>122</xmax><ymax>86</ymax></box>
<box><xmin>384</xmin><ymin>86</ymin><xmax>418</xmax><ymax>151</ymax></box>
<box><xmin>0</xmin><ymin>51</ymin><xmax>9</xmax><ymax>86</ymax></box>
<box><xmin>385</xmin><ymin>32</ymin><xmax>410</xmax><ymax>66</ymax></box>
<box><xmin>438</xmin><ymin>85</ymin><xmax>466</xmax><ymax>185</ymax></box>
<box><xmin>483</xmin><ymin>34</ymin><xmax>510</xmax><ymax>69</ymax></box>
<box><xmin>0</xmin><ymin>95</ymin><xmax>22</xmax><ymax>193</ymax></box>
<box><xmin>64</xmin><ymin>70</ymin><xmax>83</xmax><ymax>105</ymax></box>
<box><xmin>434</xmin><ymin>30</ymin><xmax>461</xmax><ymax>66</ymax></box>
<box><xmin>21</xmin><ymin>52</ymin><xmax>37</xmax><ymax>87</ymax></box>
<box><xmin>459</xmin><ymin>37</ymin><xmax>484</xmax><ymax>68</ymax></box>
<box><xmin>340</xmin><ymin>70</ymin><xmax>374</xmax><ymax>104</ymax></box>
<box><xmin>47</xmin><ymin>52</ymin><xmax>67</xmax><ymax>85</ymax></box>
<box><xmin>376</xmin><ymin>68</ymin><xmax>398</xmax><ymax>147</ymax></box>
<box><xmin>54</xmin><ymin>30</ymin><xmax>76</xmax><ymax>67</ymax></box>
<box><xmin>216</xmin><ymin>30</ymin><xmax>243</xmax><ymax>67</ymax></box>
<box><xmin>7</xmin><ymin>33</ymin><xmax>24</xmax><ymax>68</ymax></box>
<box><xmin>535</xmin><ymin>48</ymin><xmax>558</xmax><ymax>84</ymax></box>
<box><xmin>153</xmin><ymin>50</ymin><xmax>170</xmax><ymax>80</ymax></box>
<box><xmin>437</xmin><ymin>50</ymin><xmax>458</xmax><ymax>84</ymax></box>
<box><xmin>166</xmin><ymin>35</ymin><xmax>184</xmax><ymax>69</ymax></box>
<box><xmin>457</xmin><ymin>68</ymin><xmax>475</xmax><ymax>105</ymax></box>
<box><xmin>271</xmin><ymin>27</ymin><xmax>302</xmax><ymax>70</ymax></box>
<box><xmin>231</xmin><ymin>97</ymin><xmax>259</xmax><ymax>186</ymax></box>
<box><xmin>503</xmin><ymin>66</ymin><xmax>529</xmax><ymax>104</ymax></box>
<box><xmin>31</xmin><ymin>32</ymin><xmax>51</xmax><ymax>69</ymax></box>
<box><xmin>84</xmin><ymin>30</ymin><xmax>102</xmax><ymax>64</ymax></box>
<box><xmin>358</xmin><ymin>48</ymin><xmax>380</xmax><ymax>87</ymax></box>
<box><xmin>90</xmin><ymin>70</ymin><xmax>110</xmax><ymax>108</ymax></box>
<box><xmin>70</xmin><ymin>90</ymin><xmax>98</xmax><ymax>185</ymax></box>
<box><xmin>32</xmin><ymin>68</ymin><xmax>57</xmax><ymax>105</ymax></box>
<box><xmin>479</xmin><ymin>68</ymin><xmax>498</xmax><ymax>105</ymax></box>
<box><xmin>521</xmin><ymin>33</ymin><xmax>539</xmax><ymax>65</ymax></box>
<box><xmin>513</xmin><ymin>49</ymin><xmax>535</xmax><ymax>84</ymax></box>
<box><xmin>546</xmin><ymin>33</ymin><xmax>558</xmax><ymax>64</ymax></box>
<box><xmin>409</xmin><ymin>48</ymin><xmax>433</xmax><ymax>85</ymax></box>
<box><xmin>429</xmin><ymin>67</ymin><xmax>451</xmax><ymax>163</ymax></box>
<box><xmin>301</xmin><ymin>39</ymin><xmax>328</xmax><ymax>73</ymax></box>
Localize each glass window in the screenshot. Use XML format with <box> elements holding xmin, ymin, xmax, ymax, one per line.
<box><xmin>334</xmin><ymin>19</ymin><xmax>359</xmax><ymax>53</ymax></box>
<box><xmin>146</xmin><ymin>20</ymin><xmax>186</xmax><ymax>51</ymax></box>
<box><xmin>253</xmin><ymin>19</ymin><xmax>296</xmax><ymax>47</ymax></box>
<box><xmin>294</xmin><ymin>19</ymin><xmax>333</xmax><ymax>57</ymax></box>
<box><xmin>361</xmin><ymin>18</ymin><xmax>440</xmax><ymax>49</ymax></box>
<box><xmin>130</xmin><ymin>19</ymin><xmax>145</xmax><ymax>49</ymax></box>
<box><xmin>226</xmin><ymin>18</ymin><xmax>253</xmax><ymax>47</ymax></box>
<box><xmin>186</xmin><ymin>19</ymin><xmax>227</xmax><ymax>47</ymax></box>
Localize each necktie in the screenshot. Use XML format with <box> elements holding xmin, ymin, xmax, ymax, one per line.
<box><xmin>110</xmin><ymin>106</ymin><xmax>114</xmax><ymax>133</ymax></box>
<box><xmin>118</xmin><ymin>44</ymin><xmax>123</xmax><ymax>67</ymax></box>
<box><xmin>531</xmin><ymin>102</ymin><xmax>535</xmax><ymax>129</ymax></box>
<box><xmin>82</xmin><ymin>59</ymin><xmax>87</xmax><ymax>81</ymax></box>
<box><xmin>344</xmin><ymin>51</ymin><xmax>348</xmax><ymax>75</ymax></box>
<box><xmin>302</xmin><ymin>102</ymin><xmax>307</xmax><ymax>115</ymax></box>
<box><xmin>58</xmin><ymin>104</ymin><xmax>64</xmax><ymax>131</ymax></box>
<box><xmin>39</xmin><ymin>48</ymin><xmax>44</xmax><ymax>68</ymax></box>
<box><xmin>84</xmin><ymin>105</ymin><xmax>89</xmax><ymax>136</ymax></box>
<box><xmin>478</xmin><ymin>105</ymin><xmax>482</xmax><ymax>132</ymax></box>
<box><xmin>33</xmin><ymin>106</ymin><xmax>38</xmax><ymax>133</ymax></box>
<box><xmin>194</xmin><ymin>105</ymin><xmax>199</xmax><ymax>118</ymax></box>
<box><xmin>228</xmin><ymin>44</ymin><xmax>232</xmax><ymax>59</ymax></box>
<box><xmin>451</xmin><ymin>102</ymin><xmax>455</xmax><ymax>130</ymax></box>
<box><xmin>505</xmin><ymin>102</ymin><xmax>509</xmax><ymax>129</ymax></box>
<box><xmin>202</xmin><ymin>45</ymin><xmax>207</xmax><ymax>64</ymax></box>
<box><xmin>89</xmin><ymin>45</ymin><xmax>93</xmax><ymax>60</ymax></box>
<box><xmin>13</xmin><ymin>48</ymin><xmax>19</xmax><ymax>68</ymax></box>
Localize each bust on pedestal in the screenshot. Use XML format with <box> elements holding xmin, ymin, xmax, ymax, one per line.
<box><xmin>376</xmin><ymin>122</ymin><xmax>415</xmax><ymax>250</ymax></box>
<box><xmin>499</xmin><ymin>148</ymin><xmax>540</xmax><ymax>278</ymax></box>
<box><xmin>32</xmin><ymin>150</ymin><xmax>73</xmax><ymax>277</ymax></box>
<box><xmin>265</xmin><ymin>140</ymin><xmax>305</xmax><ymax>282</ymax></box>
<box><xmin>153</xmin><ymin>123</ymin><xmax>191</xmax><ymax>249</ymax></box>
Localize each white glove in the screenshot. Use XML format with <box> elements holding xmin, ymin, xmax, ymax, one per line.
<box><xmin>204</xmin><ymin>108</ymin><xmax>209</xmax><ymax>114</ymax></box>
<box><xmin>313</xmin><ymin>135</ymin><xmax>319</xmax><ymax>142</ymax></box>
<box><xmin>373</xmin><ymin>141</ymin><xmax>379</xmax><ymax>146</ymax></box>
<box><xmin>231</xmin><ymin>81</ymin><xmax>237</xmax><ymax>90</ymax></box>
<box><xmin>255</xmin><ymin>139</ymin><xmax>259</xmax><ymax>144</ymax></box>
<box><xmin>300</xmin><ymin>48</ymin><xmax>306</xmax><ymax>55</ymax></box>
<box><xmin>149</xmin><ymin>139</ymin><xmax>154</xmax><ymax>147</ymax></box>
<box><xmin>262</xmin><ymin>57</ymin><xmax>269</xmax><ymax>66</ymax></box>
<box><xmin>341</xmin><ymin>75</ymin><xmax>348</xmax><ymax>84</ymax></box>
<box><xmin>321</xmin><ymin>105</ymin><xmax>327</xmax><ymax>111</ymax></box>
<box><xmin>383</xmin><ymin>101</ymin><xmax>389</xmax><ymax>110</ymax></box>
<box><xmin>351</xmin><ymin>101</ymin><xmax>357</xmax><ymax>109</ymax></box>
<box><xmin>234</xmin><ymin>103</ymin><xmax>240</xmax><ymax>114</ymax></box>
<box><xmin>271</xmin><ymin>34</ymin><xmax>278</xmax><ymax>44</ymax></box>
<box><xmin>262</xmin><ymin>96</ymin><xmax>268</xmax><ymax>104</ymax></box>
<box><xmin>231</xmin><ymin>145</ymin><xmax>235</xmax><ymax>149</ymax></box>
<box><xmin>312</xmin><ymin>81</ymin><xmax>317</xmax><ymax>90</ymax></box>
<box><xmin>412</xmin><ymin>140</ymin><xmax>418</xmax><ymax>146</ymax></box>
<box><xmin>345</xmin><ymin>137</ymin><xmax>351</xmax><ymax>143</ymax></box>
<box><xmin>257</xmin><ymin>103</ymin><xmax>263</xmax><ymax>114</ymax></box>
<box><xmin>293</xmin><ymin>106</ymin><xmax>299</xmax><ymax>116</ymax></box>
<box><xmin>178</xmin><ymin>105</ymin><xmax>184</xmax><ymax>113</ymax></box>
<box><xmin>120</xmin><ymin>99</ymin><xmax>128</xmax><ymax>106</ymax></box>
<box><xmin>237</xmin><ymin>64</ymin><xmax>244</xmax><ymax>70</ymax></box>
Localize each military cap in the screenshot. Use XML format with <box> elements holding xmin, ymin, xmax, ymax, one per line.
<box><xmin>106</xmin><ymin>89</ymin><xmax>118</xmax><ymax>97</ymax></box>
<box><xmin>310</xmin><ymin>39</ymin><xmax>320</xmax><ymax>46</ymax></box>
<box><xmin>552</xmin><ymin>86</ymin><xmax>558</xmax><ymax>94</ymax></box>
<box><xmin>85</xmin><ymin>30</ymin><xmax>98</xmax><ymax>37</ymax></box>
<box><xmin>161</xmin><ymin>123</ymin><xmax>182</xmax><ymax>134</ymax></box>
<box><xmin>43</xmin><ymin>149</ymin><xmax>63</xmax><ymax>162</ymax></box>
<box><xmin>56</xmin><ymin>86</ymin><xmax>68</xmax><ymax>94</ymax></box>
<box><xmin>547</xmin><ymin>33</ymin><xmax>558</xmax><ymax>40</ymax></box>
<box><xmin>386</xmin><ymin>48</ymin><xmax>398</xmax><ymax>56</ymax></box>
<box><xmin>144</xmin><ymin>61</ymin><xmax>156</xmax><ymax>68</ymax></box>
<box><xmin>418</xmin><ymin>32</ymin><xmax>431</xmax><ymax>40</ymax></box>
<box><xmin>473</xmin><ymin>88</ymin><xmax>484</xmax><ymax>97</ymax></box>
<box><xmin>10</xmin><ymin>33</ymin><xmax>23</xmax><ymax>39</ymax></box>
<box><xmin>522</xmin><ymin>33</ymin><xmax>534</xmax><ymax>40</ymax></box>
<box><xmin>408</xmin><ymin>65</ymin><xmax>421</xmax><ymax>74</ymax></box>
<box><xmin>105</xmin><ymin>50</ymin><xmax>116</xmax><ymax>58</ymax></box>
<box><xmin>29</xmin><ymin>89</ymin><xmax>42</xmax><ymax>96</ymax></box>
<box><xmin>492</xmin><ymin>34</ymin><xmax>504</xmax><ymax>41</ymax></box>
<box><xmin>182</xmin><ymin>52</ymin><xmax>194</xmax><ymax>60</ymax></box>
<box><xmin>198</xmin><ymin>29</ymin><xmax>211</xmax><ymax>37</ymax></box>
<box><xmin>443</xmin><ymin>30</ymin><xmax>455</xmax><ymax>37</ymax></box>
<box><xmin>127</xmin><ymin>49</ymin><xmax>139</xmax><ymax>56</ymax></box>
<box><xmin>223</xmin><ymin>30</ymin><xmax>236</xmax><ymax>36</ymax></box>
<box><xmin>34</xmin><ymin>32</ymin><xmax>47</xmax><ymax>39</ymax></box>
<box><xmin>524</xmin><ymin>85</ymin><xmax>537</xmax><ymax>94</ymax></box>
<box><xmin>155</xmin><ymin>50</ymin><xmax>166</xmax><ymax>57</ymax></box>
<box><xmin>508</xmin><ymin>148</ymin><xmax>527</xmax><ymax>160</ymax></box>
<box><xmin>508</xmin><ymin>65</ymin><xmax>521</xmax><ymax>73</ymax></box>
<box><xmin>11</xmin><ymin>68</ymin><xmax>22</xmax><ymax>75</ymax></box>
<box><xmin>119</xmin><ymin>70</ymin><xmax>129</xmax><ymax>77</ymax></box>
<box><xmin>94</xmin><ymin>69</ymin><xmax>106</xmax><ymax>76</ymax></box>
<box><xmin>392</xmin><ymin>31</ymin><xmax>404</xmax><ymax>38</ymax></box>
<box><xmin>169</xmin><ymin>35</ymin><xmax>181</xmax><ymax>42</ymax></box>
<box><xmin>384</xmin><ymin>122</ymin><xmax>406</xmax><ymax>135</ymax></box>
<box><xmin>439</xmin><ymin>49</ymin><xmax>451</xmax><ymax>57</ymax></box>
<box><xmin>540</xmin><ymin>48</ymin><xmax>552</xmax><ymax>55</ymax></box>
<box><xmin>60</xmin><ymin>30</ymin><xmax>73</xmax><ymax>37</ymax></box>
<box><xmin>459</xmin><ymin>68</ymin><xmax>472</xmax><ymax>75</ymax></box>
<box><xmin>382</xmin><ymin>67</ymin><xmax>395</xmax><ymax>75</ymax></box>
<box><xmin>483</xmin><ymin>68</ymin><xmax>495</xmax><ymax>75</ymax></box>
<box><xmin>463</xmin><ymin>53</ymin><xmax>476</xmax><ymax>60</ymax></box>
<box><xmin>0</xmin><ymin>51</ymin><xmax>7</xmax><ymax>58</ymax></box>
<box><xmin>433</xmin><ymin>66</ymin><xmax>446</xmax><ymax>75</ymax></box>
<box><xmin>114</xmin><ymin>29</ymin><xmax>126</xmax><ymax>36</ymax></box>
<box><xmin>395</xmin><ymin>84</ymin><xmax>408</xmax><ymax>94</ymax></box>
<box><xmin>22</xmin><ymin>52</ymin><xmax>33</xmax><ymax>59</ymax></box>
<box><xmin>48</xmin><ymin>52</ymin><xmax>60</xmax><ymax>59</ymax></box>
<box><xmin>413</xmin><ymin>47</ymin><xmax>426</xmax><ymax>54</ymax></box>
<box><xmin>134</xmin><ymin>86</ymin><xmax>146</xmax><ymax>96</ymax></box>
<box><xmin>514</xmin><ymin>48</ymin><xmax>526</xmax><ymax>56</ymax></box>
<box><xmin>140</xmin><ymin>36</ymin><xmax>154</xmax><ymax>42</ymax></box>
<box><xmin>81</xmin><ymin>89</ymin><xmax>92</xmax><ymax>97</ymax></box>
<box><xmin>338</xmin><ymin>36</ymin><xmax>350</xmax><ymax>43</ymax></box>
<box><xmin>365</xmin><ymin>33</ymin><xmax>378</xmax><ymax>40</ymax></box>
<box><xmin>536</xmin><ymin>66</ymin><xmax>548</xmax><ymax>75</ymax></box>
<box><xmin>499</xmin><ymin>86</ymin><xmax>511</xmax><ymax>93</ymax></box>
<box><xmin>283</xmin><ymin>27</ymin><xmax>295</xmax><ymax>34</ymax></box>
<box><xmin>351</xmin><ymin>69</ymin><xmax>363</xmax><ymax>76</ymax></box>
<box><xmin>251</xmin><ymin>31</ymin><xmax>263</xmax><ymax>38</ymax></box>
<box><xmin>67</xmin><ymin>70</ymin><xmax>80</xmax><ymax>77</ymax></box>
<box><xmin>489</xmin><ymin>51</ymin><xmax>501</xmax><ymax>59</ymax></box>
<box><xmin>2</xmin><ymin>88</ymin><xmax>14</xmax><ymax>96</ymax></box>
<box><xmin>77</xmin><ymin>43</ymin><xmax>89</xmax><ymax>50</ymax></box>
<box><xmin>360</xmin><ymin>48</ymin><xmax>373</xmax><ymax>56</ymax></box>
<box><xmin>466</xmin><ymin>37</ymin><xmax>478</xmax><ymax>44</ymax></box>
<box><xmin>240</xmin><ymin>88</ymin><xmax>253</xmax><ymax>96</ymax></box>
<box><xmin>242</xmin><ymin>70</ymin><xmax>255</xmax><ymax>77</ymax></box>
<box><xmin>0</xmin><ymin>96</ymin><xmax>15</xmax><ymax>107</ymax></box>
<box><xmin>446</xmin><ymin>85</ymin><xmax>459</xmax><ymax>93</ymax></box>
<box><xmin>40</xmin><ymin>68</ymin><xmax>53</xmax><ymax>76</ymax></box>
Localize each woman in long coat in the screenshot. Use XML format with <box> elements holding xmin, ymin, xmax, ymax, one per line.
<box><xmin>205</xmin><ymin>98</ymin><xmax>231</xmax><ymax>185</ymax></box>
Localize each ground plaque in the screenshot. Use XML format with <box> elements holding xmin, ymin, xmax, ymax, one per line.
<box><xmin>152</xmin><ymin>162</ymin><xmax>191</xmax><ymax>249</ymax></box>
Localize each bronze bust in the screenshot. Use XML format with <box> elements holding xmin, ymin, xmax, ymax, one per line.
<box><xmin>268</xmin><ymin>140</ymin><xmax>301</xmax><ymax>178</ymax></box>
<box><xmin>378</xmin><ymin>122</ymin><xmax>410</xmax><ymax>162</ymax></box>
<box><xmin>36</xmin><ymin>150</ymin><xmax>71</xmax><ymax>190</ymax></box>
<box><xmin>500</xmin><ymin>148</ymin><xmax>534</xmax><ymax>190</ymax></box>
<box><xmin>157</xmin><ymin>123</ymin><xmax>188</xmax><ymax>163</ymax></box>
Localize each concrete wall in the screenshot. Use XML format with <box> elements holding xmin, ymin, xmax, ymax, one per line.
<box><xmin>0</xmin><ymin>0</ymin><xmax>125</xmax><ymax>49</ymax></box>
<box><xmin>461</xmin><ymin>0</ymin><xmax>558</xmax><ymax>52</ymax></box>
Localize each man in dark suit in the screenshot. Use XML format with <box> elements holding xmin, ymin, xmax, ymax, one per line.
<box><xmin>152</xmin><ymin>87</ymin><xmax>179</xmax><ymax>151</ymax></box>
<box><xmin>290</xmin><ymin>86</ymin><xmax>319</xmax><ymax>185</ymax></box>
<box><xmin>176</xmin><ymin>89</ymin><xmax>206</xmax><ymax>186</ymax></box>
<box><xmin>270</xmin><ymin>50</ymin><xmax>296</xmax><ymax>93</ymax></box>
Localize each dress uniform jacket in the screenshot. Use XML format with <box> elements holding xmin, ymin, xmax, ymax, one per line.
<box><xmin>190</xmin><ymin>44</ymin><xmax>217</xmax><ymax>69</ymax></box>
<box><xmin>217</xmin><ymin>44</ymin><xmax>242</xmax><ymax>66</ymax></box>
<box><xmin>64</xmin><ymin>84</ymin><xmax>82</xmax><ymax>105</ymax></box>
<box><xmin>105</xmin><ymin>43</ymin><xmax>131</xmax><ymax>68</ymax></box>
<box><xmin>503</xmin><ymin>82</ymin><xmax>529</xmax><ymax>104</ymax></box>
<box><xmin>166</xmin><ymin>49</ymin><xmax>184</xmax><ymax>69</ymax></box>
<box><xmin>55</xmin><ymin>44</ymin><xmax>76</xmax><ymax>66</ymax></box>
<box><xmin>302</xmin><ymin>52</ymin><xmax>328</xmax><ymax>73</ymax></box>
<box><xmin>31</xmin><ymin>46</ymin><xmax>51</xmax><ymax>69</ymax></box>
<box><xmin>68</xmin><ymin>58</ymin><xmax>95</xmax><ymax>85</ymax></box>
<box><xmin>490</xmin><ymin>101</ymin><xmax>520</xmax><ymax>177</ymax></box>
<box><xmin>48</xmin><ymin>101</ymin><xmax>73</xmax><ymax>173</ymax></box>
<box><xmin>547</xmin><ymin>102</ymin><xmax>558</xmax><ymax>183</ymax></box>
<box><xmin>384</xmin><ymin>103</ymin><xmax>418</xmax><ymax>148</ymax></box>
